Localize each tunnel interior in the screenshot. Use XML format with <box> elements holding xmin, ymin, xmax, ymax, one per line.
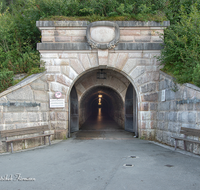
<box><xmin>79</xmin><ymin>86</ymin><xmax>124</xmax><ymax>130</ymax></box>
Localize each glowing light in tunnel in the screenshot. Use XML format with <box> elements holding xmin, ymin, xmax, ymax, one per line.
<box><xmin>97</xmin><ymin>108</ymin><xmax>102</xmax><ymax>121</ymax></box>
<box><xmin>98</xmin><ymin>108</ymin><xmax>101</xmax><ymax>115</ymax></box>
<box><xmin>98</xmin><ymin>95</ymin><xmax>102</xmax><ymax>105</ymax></box>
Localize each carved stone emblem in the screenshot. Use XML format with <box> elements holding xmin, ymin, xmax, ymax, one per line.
<box><xmin>86</xmin><ymin>21</ymin><xmax>120</xmax><ymax>50</ymax></box>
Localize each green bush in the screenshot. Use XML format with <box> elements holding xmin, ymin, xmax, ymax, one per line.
<box><xmin>28</xmin><ymin>67</ymin><xmax>46</xmax><ymax>75</ymax></box>
<box><xmin>164</xmin><ymin>0</ymin><xmax>200</xmax><ymax>24</ymax></box>
<box><xmin>192</xmin><ymin>63</ymin><xmax>200</xmax><ymax>87</ymax></box>
<box><xmin>158</xmin><ymin>4</ymin><xmax>200</xmax><ymax>85</ymax></box>
<box><xmin>0</xmin><ymin>2</ymin><xmax>41</xmax><ymax>74</ymax></box>
<box><xmin>0</xmin><ymin>69</ymin><xmax>14</xmax><ymax>92</ymax></box>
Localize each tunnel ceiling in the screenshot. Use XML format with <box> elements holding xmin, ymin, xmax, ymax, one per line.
<box><xmin>74</xmin><ymin>69</ymin><xmax>130</xmax><ymax>101</ymax></box>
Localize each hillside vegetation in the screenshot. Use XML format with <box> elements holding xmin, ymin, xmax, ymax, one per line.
<box><xmin>0</xmin><ymin>0</ymin><xmax>200</xmax><ymax>92</ymax></box>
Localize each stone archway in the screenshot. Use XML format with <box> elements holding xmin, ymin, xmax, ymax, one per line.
<box><xmin>68</xmin><ymin>68</ymin><xmax>139</xmax><ymax>137</ymax></box>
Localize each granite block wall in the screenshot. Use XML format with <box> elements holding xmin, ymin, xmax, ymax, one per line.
<box><xmin>0</xmin><ymin>73</ymin><xmax>51</xmax><ymax>152</ymax></box>
<box><xmin>157</xmin><ymin>71</ymin><xmax>200</xmax><ymax>154</ymax></box>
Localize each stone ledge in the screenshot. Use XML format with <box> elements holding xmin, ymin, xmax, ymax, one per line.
<box><xmin>183</xmin><ymin>83</ymin><xmax>200</xmax><ymax>92</ymax></box>
<box><xmin>115</xmin><ymin>21</ymin><xmax>170</xmax><ymax>27</ymax></box>
<box><xmin>159</xmin><ymin>70</ymin><xmax>175</xmax><ymax>80</ymax></box>
<box><xmin>37</xmin><ymin>43</ymin><xmax>163</xmax><ymax>50</ymax></box>
<box><xmin>115</xmin><ymin>43</ymin><xmax>164</xmax><ymax>50</ymax></box>
<box><xmin>159</xmin><ymin>70</ymin><xmax>200</xmax><ymax>92</ymax></box>
<box><xmin>36</xmin><ymin>21</ymin><xmax>170</xmax><ymax>27</ymax></box>
<box><xmin>0</xmin><ymin>72</ymin><xmax>47</xmax><ymax>98</ymax></box>
<box><xmin>37</xmin><ymin>43</ymin><xmax>91</xmax><ymax>50</ymax></box>
<box><xmin>36</xmin><ymin>21</ymin><xmax>89</xmax><ymax>27</ymax></box>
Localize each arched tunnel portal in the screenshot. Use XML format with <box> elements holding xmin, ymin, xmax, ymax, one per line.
<box><xmin>69</xmin><ymin>69</ymin><xmax>138</xmax><ymax>136</ymax></box>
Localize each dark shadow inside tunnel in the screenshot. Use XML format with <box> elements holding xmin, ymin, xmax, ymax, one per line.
<box><xmin>79</xmin><ymin>86</ymin><xmax>124</xmax><ymax>131</ymax></box>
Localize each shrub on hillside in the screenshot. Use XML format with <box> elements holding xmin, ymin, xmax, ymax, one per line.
<box><xmin>158</xmin><ymin>4</ymin><xmax>200</xmax><ymax>86</ymax></box>
<box><xmin>0</xmin><ymin>6</ymin><xmax>41</xmax><ymax>74</ymax></box>
<box><xmin>0</xmin><ymin>69</ymin><xmax>14</xmax><ymax>92</ymax></box>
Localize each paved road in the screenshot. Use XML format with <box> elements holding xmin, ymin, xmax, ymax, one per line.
<box><xmin>80</xmin><ymin>110</ymin><xmax>123</xmax><ymax>131</ymax></box>
<box><xmin>0</xmin><ymin>137</ymin><xmax>200</xmax><ymax>190</ymax></box>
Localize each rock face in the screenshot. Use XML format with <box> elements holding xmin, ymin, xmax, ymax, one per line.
<box><xmin>0</xmin><ymin>20</ymin><xmax>199</xmax><ymax>155</ymax></box>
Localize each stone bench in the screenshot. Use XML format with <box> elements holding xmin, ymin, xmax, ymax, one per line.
<box><xmin>171</xmin><ymin>127</ymin><xmax>200</xmax><ymax>151</ymax></box>
<box><xmin>0</xmin><ymin>125</ymin><xmax>54</xmax><ymax>153</ymax></box>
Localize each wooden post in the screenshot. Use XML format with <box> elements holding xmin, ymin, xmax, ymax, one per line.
<box><xmin>184</xmin><ymin>141</ymin><xmax>187</xmax><ymax>151</ymax></box>
<box><xmin>11</xmin><ymin>142</ymin><xmax>13</xmax><ymax>153</ymax></box>
<box><xmin>44</xmin><ymin>136</ymin><xmax>46</xmax><ymax>145</ymax></box>
<box><xmin>48</xmin><ymin>136</ymin><xmax>51</xmax><ymax>145</ymax></box>
<box><xmin>183</xmin><ymin>134</ymin><xmax>187</xmax><ymax>151</ymax></box>
<box><xmin>175</xmin><ymin>140</ymin><xmax>177</xmax><ymax>150</ymax></box>
<box><xmin>5</xmin><ymin>137</ymin><xmax>9</xmax><ymax>152</ymax></box>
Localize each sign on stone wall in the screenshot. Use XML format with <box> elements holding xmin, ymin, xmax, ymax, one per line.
<box><xmin>50</xmin><ymin>99</ymin><xmax>65</xmax><ymax>108</ymax></box>
<box><xmin>161</xmin><ymin>90</ymin><xmax>165</xmax><ymax>102</ymax></box>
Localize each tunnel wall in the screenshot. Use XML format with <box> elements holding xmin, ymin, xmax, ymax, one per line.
<box><xmin>111</xmin><ymin>109</ymin><xmax>125</xmax><ymax>128</ymax></box>
<box><xmin>109</xmin><ymin>93</ymin><xmax>125</xmax><ymax>128</ymax></box>
<box><xmin>79</xmin><ymin>107</ymin><xmax>90</xmax><ymax>127</ymax></box>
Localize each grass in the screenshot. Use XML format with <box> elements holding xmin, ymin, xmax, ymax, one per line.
<box><xmin>40</xmin><ymin>13</ymin><xmax>167</xmax><ymax>23</ymax></box>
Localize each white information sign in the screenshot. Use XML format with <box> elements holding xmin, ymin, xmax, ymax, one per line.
<box><xmin>50</xmin><ymin>99</ymin><xmax>65</xmax><ymax>108</ymax></box>
<box><xmin>161</xmin><ymin>90</ymin><xmax>166</xmax><ymax>102</ymax></box>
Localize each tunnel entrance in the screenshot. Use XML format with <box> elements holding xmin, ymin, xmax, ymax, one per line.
<box><xmin>79</xmin><ymin>86</ymin><xmax>124</xmax><ymax>131</ymax></box>
<box><xmin>69</xmin><ymin>69</ymin><xmax>138</xmax><ymax>137</ymax></box>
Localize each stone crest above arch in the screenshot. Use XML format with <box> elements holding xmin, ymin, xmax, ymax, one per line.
<box><xmin>86</xmin><ymin>21</ymin><xmax>120</xmax><ymax>50</ymax></box>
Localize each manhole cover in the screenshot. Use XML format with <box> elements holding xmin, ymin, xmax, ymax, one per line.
<box><xmin>124</xmin><ymin>164</ymin><xmax>134</xmax><ymax>167</ymax></box>
<box><xmin>165</xmin><ymin>165</ymin><xmax>174</xmax><ymax>167</ymax></box>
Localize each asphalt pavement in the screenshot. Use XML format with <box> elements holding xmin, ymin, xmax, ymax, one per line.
<box><xmin>0</xmin><ymin>135</ymin><xmax>200</xmax><ymax>190</ymax></box>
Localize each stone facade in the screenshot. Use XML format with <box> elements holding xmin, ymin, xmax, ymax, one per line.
<box><xmin>36</xmin><ymin>21</ymin><xmax>168</xmax><ymax>142</ymax></box>
<box><xmin>1</xmin><ymin>20</ymin><xmax>197</xmax><ymax>154</ymax></box>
